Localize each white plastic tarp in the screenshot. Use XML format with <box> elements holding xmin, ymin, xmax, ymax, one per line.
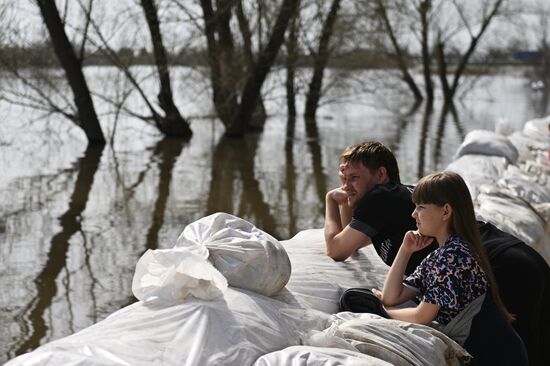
<box><xmin>477</xmin><ymin>187</ymin><xmax>550</xmax><ymax>265</ymax></box>
<box><xmin>255</xmin><ymin>312</ymin><xmax>469</xmax><ymax>366</ymax></box>
<box><xmin>6</xmin><ymin>225</ymin><xmax>406</xmax><ymax>366</ymax></box>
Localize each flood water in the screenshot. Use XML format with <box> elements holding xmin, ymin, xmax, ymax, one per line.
<box><xmin>0</xmin><ymin>66</ymin><xmax>548</xmax><ymax>362</ymax></box>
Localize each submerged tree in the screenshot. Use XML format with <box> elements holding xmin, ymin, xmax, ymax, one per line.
<box><xmin>360</xmin><ymin>0</ymin><xmax>506</xmax><ymax>104</ymax></box>
<box><xmin>229</xmin><ymin>0</ymin><xmax>300</xmax><ymax>136</ymax></box>
<box><xmin>435</xmin><ymin>0</ymin><xmax>505</xmax><ymax>104</ymax></box>
<box><xmin>140</xmin><ymin>0</ymin><xmax>192</xmax><ymax>138</ymax></box>
<box><xmin>199</xmin><ymin>0</ymin><xmax>299</xmax><ymax>137</ymax></box>
<box><xmin>304</xmin><ymin>0</ymin><xmax>342</xmax><ymax>120</ymax></box>
<box><xmin>36</xmin><ymin>0</ymin><xmax>105</xmax><ymax>145</ymax></box>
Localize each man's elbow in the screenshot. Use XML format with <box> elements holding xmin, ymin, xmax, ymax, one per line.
<box><xmin>326</xmin><ymin>248</ymin><xmax>347</xmax><ymax>261</ymax></box>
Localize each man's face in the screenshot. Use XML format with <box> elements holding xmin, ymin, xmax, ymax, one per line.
<box><xmin>339</xmin><ymin>162</ymin><xmax>381</xmax><ymax>207</ymax></box>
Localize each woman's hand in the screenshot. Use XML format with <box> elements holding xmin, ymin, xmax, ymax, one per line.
<box><xmin>401</xmin><ymin>230</ymin><xmax>434</xmax><ymax>254</ymax></box>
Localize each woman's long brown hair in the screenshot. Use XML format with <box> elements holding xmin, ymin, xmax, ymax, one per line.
<box><xmin>412</xmin><ymin>171</ymin><xmax>514</xmax><ymax>322</ymax></box>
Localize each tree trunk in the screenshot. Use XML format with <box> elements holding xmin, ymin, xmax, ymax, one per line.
<box><xmin>199</xmin><ymin>0</ymin><xmax>238</xmax><ymax>126</ymax></box>
<box><xmin>376</xmin><ymin>0</ymin><xmax>423</xmax><ymax>102</ymax></box>
<box><xmin>227</xmin><ymin>0</ymin><xmax>299</xmax><ymax>137</ymax></box>
<box><xmin>236</xmin><ymin>0</ymin><xmax>267</xmax><ymax>130</ymax></box>
<box><xmin>215</xmin><ymin>0</ymin><xmax>240</xmax><ymax>124</ymax></box>
<box><xmin>304</xmin><ymin>0</ymin><xmax>342</xmax><ymax>120</ymax></box>
<box><xmin>419</xmin><ymin>0</ymin><xmax>433</xmax><ymax>102</ymax></box>
<box><xmin>36</xmin><ymin>0</ymin><xmax>105</xmax><ymax>145</ymax></box>
<box><xmin>140</xmin><ymin>0</ymin><xmax>192</xmax><ymax>138</ymax></box>
<box><xmin>285</xmin><ymin>4</ymin><xmax>299</xmax><ymax>118</ymax></box>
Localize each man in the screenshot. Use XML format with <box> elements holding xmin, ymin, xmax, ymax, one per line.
<box><xmin>324</xmin><ymin>141</ymin><xmax>437</xmax><ymax>274</ymax></box>
<box><xmin>324</xmin><ymin>140</ymin><xmax>549</xmax><ymax>366</ymax></box>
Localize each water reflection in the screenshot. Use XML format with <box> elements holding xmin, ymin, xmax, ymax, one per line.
<box><xmin>416</xmin><ymin>102</ymin><xmax>433</xmax><ymax>179</ymax></box>
<box><xmin>387</xmin><ymin>101</ymin><xmax>422</xmax><ymax>154</ymax></box>
<box><xmin>207</xmin><ymin>135</ymin><xmax>279</xmax><ymax>238</ymax></box>
<box><xmin>12</xmin><ymin>145</ymin><xmax>104</xmax><ymax>356</ymax></box>
<box><xmin>285</xmin><ymin>115</ymin><xmax>297</xmax><ymax>236</ymax></box>
<box><xmin>144</xmin><ymin>138</ymin><xmax>186</xmax><ymax>252</ymax></box>
<box><xmin>305</xmin><ymin>117</ymin><xmax>327</xmax><ymax>217</ymax></box>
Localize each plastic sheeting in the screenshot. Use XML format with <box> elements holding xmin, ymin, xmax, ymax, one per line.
<box><xmin>6</xmin><ymin>229</ymin><xmax>396</xmax><ymax>366</ymax></box>
<box><xmin>255</xmin><ymin>313</ymin><xmax>470</xmax><ymax>365</ymax></box>
<box><xmin>477</xmin><ymin>187</ymin><xmax>550</xmax><ymax>265</ymax></box>
<box><xmin>306</xmin><ymin>313</ymin><xmax>469</xmax><ymax>366</ymax></box>
<box><xmin>253</xmin><ymin>346</ymin><xmax>394</xmax><ymax>366</ymax></box>
<box><xmin>7</xmin><ymin>288</ymin><xmax>301</xmax><ymax>366</ymax></box>
<box><xmin>449</xmin><ymin>120</ymin><xmax>550</xmax><ymax>266</ymax></box>
<box><xmin>498</xmin><ymin>165</ymin><xmax>550</xmax><ymax>205</ymax></box>
<box><xmin>446</xmin><ymin>154</ymin><xmax>508</xmax><ymax>198</ymax></box>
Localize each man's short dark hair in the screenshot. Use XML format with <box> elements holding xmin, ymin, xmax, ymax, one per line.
<box><xmin>340</xmin><ymin>141</ymin><xmax>401</xmax><ymax>184</ymax></box>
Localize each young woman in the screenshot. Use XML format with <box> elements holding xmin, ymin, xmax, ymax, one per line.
<box><xmin>378</xmin><ymin>171</ymin><xmax>527</xmax><ymax>365</ymax></box>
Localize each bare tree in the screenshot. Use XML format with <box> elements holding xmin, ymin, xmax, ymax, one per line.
<box><xmin>285</xmin><ymin>3</ymin><xmax>300</xmax><ymax>119</ymax></box>
<box><xmin>229</xmin><ymin>0</ymin><xmax>299</xmax><ymax>136</ymax></box>
<box><xmin>199</xmin><ymin>0</ymin><xmax>298</xmax><ymax>137</ymax></box>
<box><xmin>140</xmin><ymin>0</ymin><xmax>192</xmax><ymax>138</ymax></box>
<box><xmin>303</xmin><ymin>0</ymin><xmax>342</xmax><ymax>120</ymax></box>
<box><xmin>417</xmin><ymin>0</ymin><xmax>434</xmax><ymax>102</ymax></box>
<box><xmin>373</xmin><ymin>0</ymin><xmax>423</xmax><ymax>101</ymax></box>
<box><xmin>365</xmin><ymin>0</ymin><xmax>505</xmax><ymax>104</ymax></box>
<box><xmin>235</xmin><ymin>0</ymin><xmax>267</xmax><ymax>130</ymax></box>
<box><xmin>199</xmin><ymin>0</ymin><xmax>239</xmax><ymax>127</ymax></box>
<box><xmin>436</xmin><ymin>0</ymin><xmax>505</xmax><ymax>103</ymax></box>
<box><xmin>36</xmin><ymin>0</ymin><xmax>105</xmax><ymax>145</ymax></box>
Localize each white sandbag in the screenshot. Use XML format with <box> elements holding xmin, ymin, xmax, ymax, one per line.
<box><xmin>508</xmin><ymin>131</ymin><xmax>548</xmax><ymax>163</ymax></box>
<box><xmin>6</xmin><ymin>288</ymin><xmax>301</xmax><ymax>366</ymax></box>
<box><xmin>498</xmin><ymin>165</ymin><xmax>550</xmax><ymax>204</ymax></box>
<box><xmin>476</xmin><ymin>187</ymin><xmax>549</xmax><ymax>265</ymax></box>
<box><xmin>522</xmin><ymin>160</ymin><xmax>550</xmax><ymax>189</ymax></box>
<box><xmin>253</xmin><ymin>346</ymin><xmax>394</xmax><ymax>366</ymax></box>
<box><xmin>308</xmin><ymin>313</ymin><xmax>469</xmax><ymax>366</ymax></box>
<box><xmin>446</xmin><ymin>155</ymin><xmax>508</xmax><ymax>199</ymax></box>
<box><xmin>523</xmin><ymin>116</ymin><xmax>550</xmax><ymax>143</ymax></box>
<box><xmin>132</xmin><ymin>247</ymin><xmax>227</xmax><ymax>304</ymax></box>
<box><xmin>176</xmin><ymin>213</ymin><xmax>291</xmax><ymax>296</ymax></box>
<box><xmin>454</xmin><ymin>130</ymin><xmax>518</xmax><ymax>164</ymax></box>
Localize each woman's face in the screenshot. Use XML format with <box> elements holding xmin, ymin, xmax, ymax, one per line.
<box><xmin>412</xmin><ymin>203</ymin><xmax>450</xmax><ymax>238</ymax></box>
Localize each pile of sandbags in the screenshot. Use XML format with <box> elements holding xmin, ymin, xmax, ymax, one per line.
<box><xmin>447</xmin><ymin>116</ymin><xmax>550</xmax><ymax>265</ymax></box>
<box><xmin>132</xmin><ymin>212</ymin><xmax>292</xmax><ymax>304</ymax></box>
<box><xmin>255</xmin><ymin>313</ymin><xmax>469</xmax><ymax>366</ymax></box>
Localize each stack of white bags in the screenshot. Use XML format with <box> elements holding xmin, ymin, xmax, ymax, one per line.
<box><xmin>448</xmin><ymin>116</ymin><xmax>550</xmax><ymax>265</ymax></box>
<box><xmin>7</xmin><ymin>117</ymin><xmax>549</xmax><ymax>366</ymax></box>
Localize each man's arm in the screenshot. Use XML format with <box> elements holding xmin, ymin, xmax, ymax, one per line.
<box><xmin>324</xmin><ymin>189</ymin><xmax>372</xmax><ymax>261</ymax></box>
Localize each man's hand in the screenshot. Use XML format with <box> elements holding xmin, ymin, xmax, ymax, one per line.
<box><xmin>401</xmin><ymin>230</ymin><xmax>434</xmax><ymax>254</ymax></box>
<box><xmin>328</xmin><ymin>187</ymin><xmax>349</xmax><ymax>206</ymax></box>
